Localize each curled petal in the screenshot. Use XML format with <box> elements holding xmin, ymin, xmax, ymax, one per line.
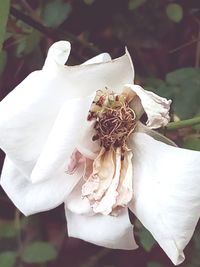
<box><xmin>129</xmin><ymin>132</ymin><xmax>200</xmax><ymax>265</ymax></box>
<box><xmin>1</xmin><ymin>157</ymin><xmax>83</xmax><ymax>216</ymax></box>
<box><xmin>82</xmin><ymin>53</ymin><xmax>111</xmax><ymax>65</ymax></box>
<box><xmin>124</xmin><ymin>84</ymin><xmax>171</xmax><ymax>129</ymax></box>
<box><xmin>82</xmin><ymin>148</ymin><xmax>115</xmax><ymax>201</ymax></box>
<box><xmin>43</xmin><ymin>41</ymin><xmax>71</xmax><ymax>68</ymax></box>
<box><xmin>65</xmin><ymin>205</ymin><xmax>138</xmax><ymax>250</ymax></box>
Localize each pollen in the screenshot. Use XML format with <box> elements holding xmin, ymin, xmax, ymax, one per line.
<box><xmin>88</xmin><ymin>89</ymin><xmax>136</xmax><ymax>153</ymax></box>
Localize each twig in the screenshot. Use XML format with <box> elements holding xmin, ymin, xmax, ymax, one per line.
<box><xmin>10</xmin><ymin>6</ymin><xmax>100</xmax><ymax>56</ymax></box>
<box><xmin>166</xmin><ymin>116</ymin><xmax>200</xmax><ymax>130</ymax></box>
<box><xmin>195</xmin><ymin>27</ymin><xmax>200</xmax><ymax>67</ymax></box>
<box><xmin>169</xmin><ymin>37</ymin><xmax>200</xmax><ymax>54</ymax></box>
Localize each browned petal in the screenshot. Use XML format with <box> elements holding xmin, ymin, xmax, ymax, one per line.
<box><xmin>81</xmin><ymin>148</ymin><xmax>115</xmax><ymax>201</ymax></box>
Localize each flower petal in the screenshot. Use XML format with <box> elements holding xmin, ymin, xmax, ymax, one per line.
<box><xmin>135</xmin><ymin>122</ymin><xmax>177</xmax><ymax>147</ymax></box>
<box><xmin>124</xmin><ymin>84</ymin><xmax>171</xmax><ymax>129</ymax></box>
<box><xmin>82</xmin><ymin>53</ymin><xmax>111</xmax><ymax>65</ymax></box>
<box><xmin>30</xmin><ymin>94</ymin><xmax>94</xmax><ymax>183</ymax></box>
<box><xmin>65</xmin><ymin>206</ymin><xmax>138</xmax><ymax>250</ymax></box>
<box><xmin>1</xmin><ymin>157</ymin><xmax>83</xmax><ymax>216</ymax></box>
<box><xmin>129</xmin><ymin>132</ymin><xmax>200</xmax><ymax>265</ymax></box>
<box><xmin>43</xmin><ymin>41</ymin><xmax>71</xmax><ymax>68</ymax></box>
<box><xmin>0</xmin><ymin>41</ymin><xmax>134</xmax><ymax>180</ymax></box>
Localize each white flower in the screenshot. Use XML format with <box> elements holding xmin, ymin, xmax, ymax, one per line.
<box><xmin>0</xmin><ymin>41</ymin><xmax>200</xmax><ymax>265</ymax></box>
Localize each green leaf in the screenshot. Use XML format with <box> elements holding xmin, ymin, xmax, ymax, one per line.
<box><xmin>128</xmin><ymin>0</ymin><xmax>146</xmax><ymax>10</ymax></box>
<box><xmin>0</xmin><ymin>252</ymin><xmax>17</xmax><ymax>267</ymax></box>
<box><xmin>166</xmin><ymin>3</ymin><xmax>183</xmax><ymax>23</ymax></box>
<box><xmin>16</xmin><ymin>30</ymin><xmax>41</xmax><ymax>57</ymax></box>
<box><xmin>22</xmin><ymin>241</ymin><xmax>57</xmax><ymax>263</ymax></box>
<box><xmin>0</xmin><ymin>50</ymin><xmax>7</xmax><ymax>75</ymax></box>
<box><xmin>183</xmin><ymin>136</ymin><xmax>200</xmax><ymax>151</ymax></box>
<box><xmin>135</xmin><ymin>220</ymin><xmax>156</xmax><ymax>252</ymax></box>
<box><xmin>147</xmin><ymin>262</ymin><xmax>163</xmax><ymax>267</ymax></box>
<box><xmin>43</xmin><ymin>0</ymin><xmax>72</xmax><ymax>27</ymax></box>
<box><xmin>0</xmin><ymin>0</ymin><xmax>10</xmax><ymax>51</ymax></box>
<box><xmin>166</xmin><ymin>68</ymin><xmax>200</xmax><ymax>118</ymax></box>
<box><xmin>166</xmin><ymin>68</ymin><xmax>200</xmax><ymax>85</ymax></box>
<box><xmin>0</xmin><ymin>223</ymin><xmax>18</xmax><ymax>238</ymax></box>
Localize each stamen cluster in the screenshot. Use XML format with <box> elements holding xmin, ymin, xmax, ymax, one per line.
<box><xmin>88</xmin><ymin>89</ymin><xmax>136</xmax><ymax>152</ymax></box>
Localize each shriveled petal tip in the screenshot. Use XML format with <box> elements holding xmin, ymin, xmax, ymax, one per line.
<box><xmin>43</xmin><ymin>41</ymin><xmax>71</xmax><ymax>68</ymax></box>
<box><xmin>124</xmin><ymin>84</ymin><xmax>171</xmax><ymax>129</ymax></box>
<box><xmin>1</xmin><ymin>157</ymin><xmax>83</xmax><ymax>216</ymax></box>
<box><xmin>129</xmin><ymin>132</ymin><xmax>200</xmax><ymax>265</ymax></box>
<box><xmin>65</xmin><ymin>205</ymin><xmax>138</xmax><ymax>250</ymax></box>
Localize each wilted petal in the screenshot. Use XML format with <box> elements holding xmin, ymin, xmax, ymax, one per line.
<box><xmin>1</xmin><ymin>157</ymin><xmax>83</xmax><ymax>216</ymax></box>
<box><xmin>82</xmin><ymin>148</ymin><xmax>116</xmax><ymax>203</ymax></box>
<box><xmin>93</xmin><ymin>148</ymin><xmax>121</xmax><ymax>215</ymax></box>
<box><xmin>129</xmin><ymin>132</ymin><xmax>200</xmax><ymax>265</ymax></box>
<box><xmin>65</xmin><ymin>205</ymin><xmax>138</xmax><ymax>250</ymax></box>
<box><xmin>114</xmin><ymin>151</ymin><xmax>133</xmax><ymax>209</ymax></box>
<box><xmin>124</xmin><ymin>84</ymin><xmax>171</xmax><ymax>129</ymax></box>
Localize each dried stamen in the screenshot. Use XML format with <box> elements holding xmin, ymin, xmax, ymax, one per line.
<box><xmin>88</xmin><ymin>89</ymin><xmax>136</xmax><ymax>152</ymax></box>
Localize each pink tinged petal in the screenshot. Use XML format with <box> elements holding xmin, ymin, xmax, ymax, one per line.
<box><xmin>82</xmin><ymin>148</ymin><xmax>116</xmax><ymax>202</ymax></box>
<box><xmin>129</xmin><ymin>132</ymin><xmax>200</xmax><ymax>265</ymax></box>
<box><xmin>124</xmin><ymin>84</ymin><xmax>172</xmax><ymax>129</ymax></box>
<box><xmin>65</xmin><ymin>206</ymin><xmax>138</xmax><ymax>250</ymax></box>
<box><xmin>93</xmin><ymin>148</ymin><xmax>121</xmax><ymax>215</ymax></box>
<box><xmin>1</xmin><ymin>157</ymin><xmax>83</xmax><ymax>216</ymax></box>
<box><xmin>66</xmin><ymin>149</ymin><xmax>82</xmax><ymax>175</ymax></box>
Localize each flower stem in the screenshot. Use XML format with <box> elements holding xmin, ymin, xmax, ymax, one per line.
<box><xmin>166</xmin><ymin>116</ymin><xmax>200</xmax><ymax>130</ymax></box>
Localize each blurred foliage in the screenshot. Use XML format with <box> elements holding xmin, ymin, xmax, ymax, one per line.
<box><xmin>0</xmin><ymin>0</ymin><xmax>200</xmax><ymax>266</ymax></box>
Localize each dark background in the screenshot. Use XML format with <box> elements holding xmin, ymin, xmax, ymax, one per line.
<box><xmin>0</xmin><ymin>0</ymin><xmax>200</xmax><ymax>266</ymax></box>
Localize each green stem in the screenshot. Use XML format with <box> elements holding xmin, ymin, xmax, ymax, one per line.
<box><xmin>166</xmin><ymin>116</ymin><xmax>200</xmax><ymax>130</ymax></box>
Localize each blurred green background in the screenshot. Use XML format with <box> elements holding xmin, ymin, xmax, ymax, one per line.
<box><xmin>0</xmin><ymin>0</ymin><xmax>200</xmax><ymax>266</ymax></box>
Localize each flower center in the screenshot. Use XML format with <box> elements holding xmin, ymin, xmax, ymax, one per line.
<box><xmin>87</xmin><ymin>89</ymin><xmax>136</xmax><ymax>153</ymax></box>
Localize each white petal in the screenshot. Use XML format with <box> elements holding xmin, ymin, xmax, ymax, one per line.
<box><xmin>82</xmin><ymin>53</ymin><xmax>111</xmax><ymax>65</ymax></box>
<box><xmin>129</xmin><ymin>132</ymin><xmax>200</xmax><ymax>265</ymax></box>
<box><xmin>30</xmin><ymin>94</ymin><xmax>94</xmax><ymax>183</ymax></box>
<box><xmin>65</xmin><ymin>206</ymin><xmax>138</xmax><ymax>250</ymax></box>
<box><xmin>66</xmin><ymin>179</ymin><xmax>93</xmax><ymax>215</ymax></box>
<box><xmin>43</xmin><ymin>41</ymin><xmax>71</xmax><ymax>68</ymax></box>
<box><xmin>0</xmin><ymin>41</ymin><xmax>134</xmax><ymax>178</ymax></box>
<box><xmin>124</xmin><ymin>84</ymin><xmax>171</xmax><ymax>129</ymax></box>
<box><xmin>135</xmin><ymin>122</ymin><xmax>177</xmax><ymax>147</ymax></box>
<box><xmin>1</xmin><ymin>157</ymin><xmax>83</xmax><ymax>216</ymax></box>
<box><xmin>76</xmin><ymin>121</ymin><xmax>100</xmax><ymax>160</ymax></box>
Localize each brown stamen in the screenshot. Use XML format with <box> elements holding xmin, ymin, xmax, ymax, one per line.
<box><xmin>88</xmin><ymin>89</ymin><xmax>136</xmax><ymax>151</ymax></box>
